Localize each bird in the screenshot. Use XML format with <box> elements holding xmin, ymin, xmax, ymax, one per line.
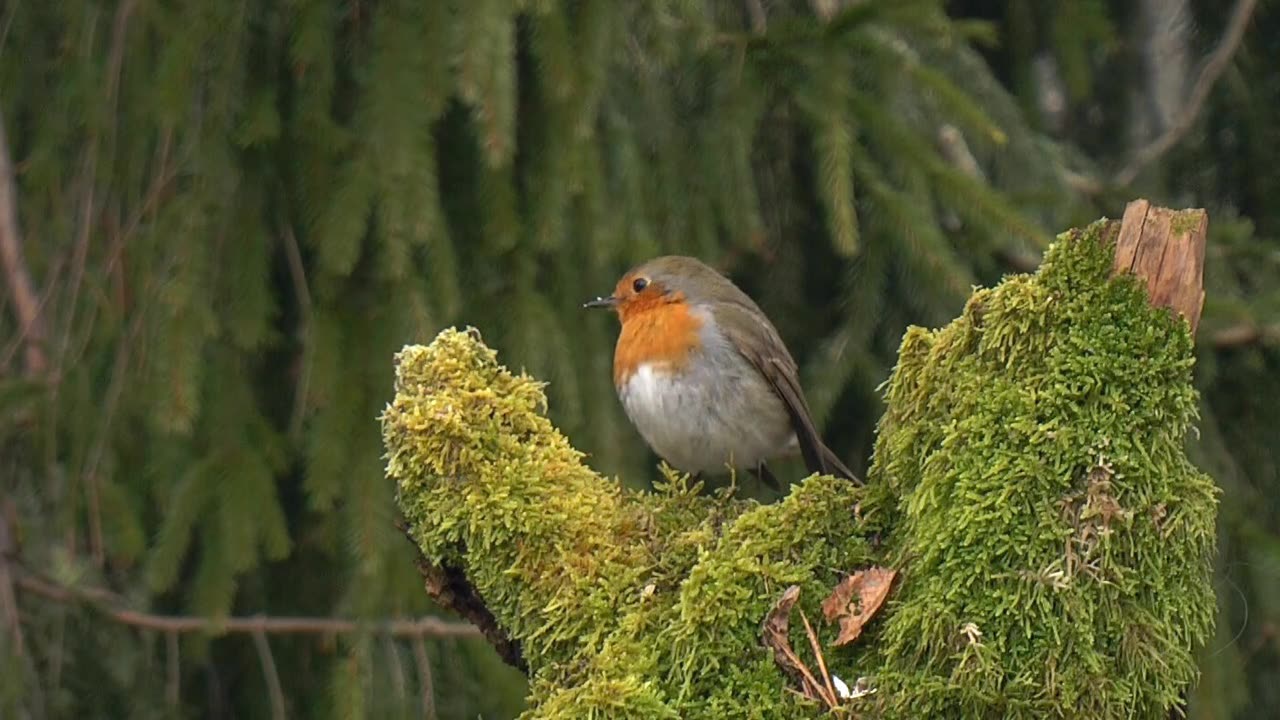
<box><xmin>585</xmin><ymin>255</ymin><xmax>858</xmax><ymax>489</ymax></box>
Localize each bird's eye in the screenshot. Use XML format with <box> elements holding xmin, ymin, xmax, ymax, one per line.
<box><xmin>632</xmin><ymin>277</ymin><xmax>649</xmax><ymax>293</ymax></box>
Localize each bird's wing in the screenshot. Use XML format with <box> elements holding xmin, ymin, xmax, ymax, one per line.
<box><xmin>714</xmin><ymin>300</ymin><xmax>851</xmax><ymax>480</ymax></box>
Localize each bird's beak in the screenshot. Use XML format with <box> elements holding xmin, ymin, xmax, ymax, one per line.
<box><xmin>583</xmin><ymin>295</ymin><xmax>618</xmax><ymax>309</ymax></box>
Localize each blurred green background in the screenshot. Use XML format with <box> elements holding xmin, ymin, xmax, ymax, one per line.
<box><xmin>1</xmin><ymin>0</ymin><xmax>1276</xmax><ymax>717</ymax></box>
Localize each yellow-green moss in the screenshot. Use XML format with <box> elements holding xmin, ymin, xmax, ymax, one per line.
<box><xmin>383</xmin><ymin>328</ymin><xmax>876</xmax><ymax>717</ymax></box>
<box><xmin>384</xmin><ymin>219</ymin><xmax>1217</xmax><ymax>717</ymax></box>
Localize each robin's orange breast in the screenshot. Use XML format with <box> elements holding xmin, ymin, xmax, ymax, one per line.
<box><xmin>612</xmin><ymin>299</ymin><xmax>798</xmax><ymax>476</ymax></box>
<box><xmin>612</xmin><ymin>297</ymin><xmax>704</xmax><ymax>387</ymax></box>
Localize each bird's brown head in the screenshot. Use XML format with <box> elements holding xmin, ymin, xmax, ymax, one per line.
<box><xmin>583</xmin><ymin>256</ymin><xmax>737</xmax><ymax>323</ymax></box>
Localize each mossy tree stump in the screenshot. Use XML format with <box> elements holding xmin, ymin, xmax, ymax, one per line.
<box><xmin>382</xmin><ymin>201</ymin><xmax>1216</xmax><ymax>718</ymax></box>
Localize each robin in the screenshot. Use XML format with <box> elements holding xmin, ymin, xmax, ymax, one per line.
<box><xmin>585</xmin><ymin>256</ymin><xmax>858</xmax><ymax>488</ymax></box>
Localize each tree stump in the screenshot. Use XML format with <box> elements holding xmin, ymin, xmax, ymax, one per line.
<box><xmin>386</xmin><ymin>200</ymin><xmax>1218</xmax><ymax>719</ymax></box>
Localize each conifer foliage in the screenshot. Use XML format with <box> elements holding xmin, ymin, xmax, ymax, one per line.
<box><xmin>1</xmin><ymin>0</ymin><xmax>1274</xmax><ymax>717</ymax></box>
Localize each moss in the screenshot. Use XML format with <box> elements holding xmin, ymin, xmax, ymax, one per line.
<box><xmin>863</xmin><ymin>220</ymin><xmax>1217</xmax><ymax>718</ymax></box>
<box><xmin>384</xmin><ymin>220</ymin><xmax>1217</xmax><ymax>718</ymax></box>
<box><xmin>1170</xmin><ymin>208</ymin><xmax>1204</xmax><ymax>235</ymax></box>
<box><xmin>383</xmin><ymin>328</ymin><xmax>876</xmax><ymax>717</ymax></box>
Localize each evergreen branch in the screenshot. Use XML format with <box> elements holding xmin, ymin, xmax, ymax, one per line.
<box><xmin>0</xmin><ymin>111</ymin><xmax>47</xmax><ymax>377</ymax></box>
<box><xmin>1113</xmin><ymin>0</ymin><xmax>1257</xmax><ymax>186</ymax></box>
<box><xmin>823</xmin><ymin>0</ymin><xmax>938</xmax><ymax>37</ymax></box>
<box><xmin>847</xmin><ymin>93</ymin><xmax>1048</xmax><ymax>247</ymax></box>
<box><xmin>937</xmin><ymin>125</ymin><xmax>984</xmax><ymax>180</ymax></box>
<box><xmin>118</xmin><ymin>128</ymin><xmax>180</xmax><ymax>248</ymax></box>
<box><xmin>10</xmin><ymin>566</ymin><xmax>481</xmax><ymax>639</ymax></box>
<box><xmin>81</xmin><ymin>303</ymin><xmax>151</xmax><ymax>568</ymax></box>
<box><xmin>862</xmin><ymin>29</ymin><xmax>1007</xmax><ymax>147</ymax></box>
<box><xmin>812</xmin><ymin>97</ymin><xmax>859</xmax><ymax>255</ymax></box>
<box><xmin>719</xmin><ymin>0</ymin><xmax>936</xmax><ymax>56</ymax></box>
<box><xmin>52</xmin><ymin>0</ymin><xmax>139</xmax><ymax>386</ymax></box>
<box><xmin>0</xmin><ymin>507</ymin><xmax>51</xmax><ymax>711</ymax></box>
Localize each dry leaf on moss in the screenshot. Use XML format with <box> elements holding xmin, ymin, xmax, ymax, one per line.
<box><xmin>761</xmin><ymin>585</ymin><xmax>803</xmax><ymax>680</ymax></box>
<box><xmin>821</xmin><ymin>566</ymin><xmax>897</xmax><ymax>646</ymax></box>
<box><xmin>760</xmin><ymin>585</ymin><xmax>840</xmax><ymax>708</ymax></box>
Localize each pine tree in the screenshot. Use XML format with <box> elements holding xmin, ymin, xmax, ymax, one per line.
<box><xmin>0</xmin><ymin>0</ymin><xmax>1273</xmax><ymax>717</ymax></box>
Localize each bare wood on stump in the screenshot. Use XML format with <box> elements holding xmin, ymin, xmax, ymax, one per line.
<box><xmin>1112</xmin><ymin>199</ymin><xmax>1207</xmax><ymax>336</ymax></box>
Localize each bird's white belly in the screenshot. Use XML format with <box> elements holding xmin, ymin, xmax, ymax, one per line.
<box><xmin>619</xmin><ymin>361</ymin><xmax>794</xmax><ymax>475</ymax></box>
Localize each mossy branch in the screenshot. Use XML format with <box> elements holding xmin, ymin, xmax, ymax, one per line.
<box><xmin>383</xmin><ymin>202</ymin><xmax>1217</xmax><ymax>718</ymax></box>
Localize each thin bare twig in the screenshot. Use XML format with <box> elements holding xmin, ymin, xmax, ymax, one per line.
<box><xmin>80</xmin><ymin>304</ymin><xmax>149</xmax><ymax>567</ymax></box>
<box><xmin>166</xmin><ymin>630</ymin><xmax>180</xmax><ymax>710</ymax></box>
<box><xmin>1114</xmin><ymin>0</ymin><xmax>1257</xmax><ymax>186</ymax></box>
<box><xmin>0</xmin><ymin>251</ymin><xmax>63</xmax><ymax>376</ymax></box>
<box><xmin>117</xmin><ymin>127</ymin><xmax>178</xmax><ymax>246</ymax></box>
<box><xmin>1210</xmin><ymin>323</ymin><xmax>1280</xmax><ymax>348</ymax></box>
<box><xmin>746</xmin><ymin>0</ymin><xmax>767</xmax><ymax>32</ymax></box>
<box><xmin>282</xmin><ymin>223</ymin><xmax>313</xmax><ymax>316</ymax></box>
<box><xmin>54</xmin><ymin>0</ymin><xmax>137</xmax><ymax>386</ymax></box>
<box><xmin>282</xmin><ymin>223</ymin><xmax>313</xmax><ymax>439</ymax></box>
<box><xmin>798</xmin><ymin>609</ymin><xmax>838</xmax><ymax>707</ymax></box>
<box><xmin>0</xmin><ymin>511</ymin><xmax>52</xmax><ymax>714</ymax></box>
<box><xmin>412</xmin><ymin>635</ymin><xmax>438</xmax><ymax>720</ymax></box>
<box><xmin>0</xmin><ymin>0</ymin><xmax>19</xmax><ymax>54</ymax></box>
<box><xmin>56</xmin><ymin>124</ymin><xmax>99</xmax><ymax>385</ymax></box>
<box><xmin>0</xmin><ymin>111</ymin><xmax>48</xmax><ymax>377</ymax></box>
<box><xmin>0</xmin><ymin>507</ymin><xmax>25</xmax><ymax>655</ymax></box>
<box><xmin>12</xmin><ymin>569</ymin><xmax>481</xmax><ymax>638</ymax></box>
<box><xmin>49</xmin><ymin>601</ymin><xmax>65</xmax><ymax>695</ymax></box>
<box><xmin>780</xmin><ymin>635</ymin><xmax>829</xmax><ymax>704</ymax></box>
<box><xmin>384</xmin><ymin>635</ymin><xmax>407</xmax><ymax>707</ymax></box>
<box><xmin>253</xmin><ymin>629</ymin><xmax>288</xmax><ymax>720</ymax></box>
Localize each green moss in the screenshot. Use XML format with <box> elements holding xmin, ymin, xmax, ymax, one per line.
<box><xmin>383</xmin><ymin>328</ymin><xmax>875</xmax><ymax>717</ymax></box>
<box><xmin>1170</xmin><ymin>208</ymin><xmax>1204</xmax><ymax>235</ymax></box>
<box><xmin>863</xmin><ymin>220</ymin><xmax>1217</xmax><ymax>718</ymax></box>
<box><xmin>384</xmin><ymin>220</ymin><xmax>1217</xmax><ymax>718</ymax></box>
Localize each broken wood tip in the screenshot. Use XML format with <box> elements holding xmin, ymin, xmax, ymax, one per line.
<box><xmin>1111</xmin><ymin>199</ymin><xmax>1208</xmax><ymax>337</ymax></box>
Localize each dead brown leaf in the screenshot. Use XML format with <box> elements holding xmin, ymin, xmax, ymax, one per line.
<box><xmin>821</xmin><ymin>566</ymin><xmax>897</xmax><ymax>646</ymax></box>
<box><xmin>760</xmin><ymin>585</ymin><xmax>838</xmax><ymax>707</ymax></box>
<box><xmin>761</xmin><ymin>585</ymin><xmax>803</xmax><ymax>680</ymax></box>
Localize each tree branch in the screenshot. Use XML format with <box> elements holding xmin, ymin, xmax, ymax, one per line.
<box><xmin>0</xmin><ymin>111</ymin><xmax>47</xmax><ymax>377</ymax></box>
<box><xmin>1113</xmin><ymin>0</ymin><xmax>1257</xmax><ymax>187</ymax></box>
<box><xmin>0</xmin><ymin>501</ymin><xmax>25</xmax><ymax>655</ymax></box>
<box><xmin>1209</xmin><ymin>323</ymin><xmax>1280</xmax><ymax>349</ymax></box>
<box><xmin>11</xmin><ymin>568</ymin><xmax>481</xmax><ymax>639</ymax></box>
<box><xmin>396</xmin><ymin>519</ymin><xmax>528</xmax><ymax>673</ymax></box>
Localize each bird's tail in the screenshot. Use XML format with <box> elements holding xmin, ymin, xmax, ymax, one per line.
<box><xmin>811</xmin><ymin>441</ymin><xmax>860</xmax><ymax>485</ymax></box>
